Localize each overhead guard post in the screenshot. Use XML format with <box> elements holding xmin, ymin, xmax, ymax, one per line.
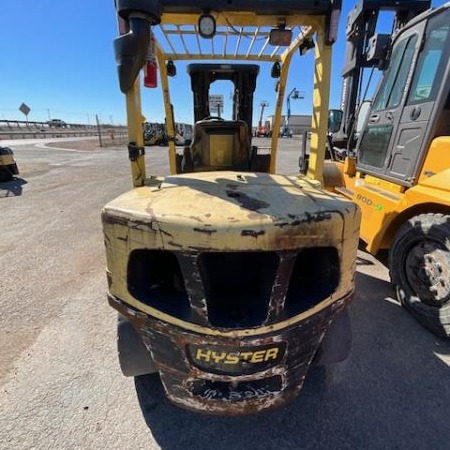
<box><xmin>114</xmin><ymin>0</ymin><xmax>162</xmax><ymax>186</ymax></box>
<box><xmin>307</xmin><ymin>17</ymin><xmax>332</xmax><ymax>185</ymax></box>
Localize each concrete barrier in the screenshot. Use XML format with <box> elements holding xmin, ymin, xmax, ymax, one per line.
<box><xmin>0</xmin><ymin>120</ymin><xmax>127</xmax><ymax>140</ymax></box>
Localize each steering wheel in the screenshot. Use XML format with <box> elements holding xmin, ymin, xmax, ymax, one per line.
<box><xmin>203</xmin><ymin>116</ymin><xmax>225</xmax><ymax>121</ymax></box>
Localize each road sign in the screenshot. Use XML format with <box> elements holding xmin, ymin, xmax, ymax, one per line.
<box><xmin>19</xmin><ymin>102</ymin><xmax>31</xmax><ymax>117</ymax></box>
<box><xmin>209</xmin><ymin>95</ymin><xmax>224</xmax><ymax>115</ymax></box>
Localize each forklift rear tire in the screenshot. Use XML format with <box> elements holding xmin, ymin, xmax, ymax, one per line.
<box><xmin>314</xmin><ymin>307</ymin><xmax>352</xmax><ymax>366</ymax></box>
<box><xmin>389</xmin><ymin>213</ymin><xmax>450</xmax><ymax>338</ymax></box>
<box><xmin>117</xmin><ymin>315</ymin><xmax>157</xmax><ymax>376</ymax></box>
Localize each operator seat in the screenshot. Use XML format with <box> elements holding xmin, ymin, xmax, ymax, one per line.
<box><xmin>182</xmin><ymin>119</ymin><xmax>254</xmax><ymax>172</ymax></box>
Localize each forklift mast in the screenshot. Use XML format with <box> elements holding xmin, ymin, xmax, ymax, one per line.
<box><xmin>334</xmin><ymin>0</ymin><xmax>431</xmax><ymax>149</ymax></box>
<box><xmin>187</xmin><ymin>64</ymin><xmax>259</xmax><ymax>132</ymax></box>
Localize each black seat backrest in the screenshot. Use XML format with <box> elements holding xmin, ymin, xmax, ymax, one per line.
<box><xmin>187</xmin><ymin>119</ymin><xmax>252</xmax><ymax>172</ymax></box>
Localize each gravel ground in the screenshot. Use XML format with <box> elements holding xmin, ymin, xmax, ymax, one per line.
<box><xmin>0</xmin><ymin>137</ymin><xmax>449</xmax><ymax>450</ymax></box>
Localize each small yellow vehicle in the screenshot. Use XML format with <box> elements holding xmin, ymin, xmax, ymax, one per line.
<box><xmin>103</xmin><ymin>0</ymin><xmax>360</xmax><ymax>414</ymax></box>
<box><xmin>0</xmin><ymin>146</ymin><xmax>19</xmax><ymax>182</ymax></box>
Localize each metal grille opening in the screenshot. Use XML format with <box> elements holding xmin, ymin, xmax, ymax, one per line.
<box><xmin>127</xmin><ymin>250</ymin><xmax>190</xmax><ymax>320</ymax></box>
<box><xmin>285</xmin><ymin>247</ymin><xmax>340</xmax><ymax>317</ymax></box>
<box><xmin>199</xmin><ymin>252</ymin><xmax>279</xmax><ymax>328</ymax></box>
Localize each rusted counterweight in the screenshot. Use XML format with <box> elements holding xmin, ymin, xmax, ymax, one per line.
<box><xmin>103</xmin><ymin>172</ymin><xmax>361</xmax><ymax>414</ymax></box>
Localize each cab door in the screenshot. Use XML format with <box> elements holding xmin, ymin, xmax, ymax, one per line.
<box><xmin>356</xmin><ymin>25</ymin><xmax>423</xmax><ymax>181</ymax></box>
<box><xmin>390</xmin><ymin>10</ymin><xmax>450</xmax><ymax>183</ymax></box>
<box><xmin>357</xmin><ymin>9</ymin><xmax>450</xmax><ymax>186</ymax></box>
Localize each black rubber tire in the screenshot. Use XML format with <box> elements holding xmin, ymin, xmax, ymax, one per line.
<box><xmin>0</xmin><ymin>167</ymin><xmax>13</xmax><ymax>182</ymax></box>
<box><xmin>117</xmin><ymin>315</ymin><xmax>157</xmax><ymax>377</ymax></box>
<box><xmin>314</xmin><ymin>307</ymin><xmax>352</xmax><ymax>366</ymax></box>
<box><xmin>389</xmin><ymin>213</ymin><xmax>450</xmax><ymax>338</ymax></box>
<box><xmin>9</xmin><ymin>163</ymin><xmax>19</xmax><ymax>175</ymax></box>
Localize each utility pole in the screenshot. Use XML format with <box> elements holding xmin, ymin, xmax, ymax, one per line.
<box><xmin>96</xmin><ymin>114</ymin><xmax>103</xmax><ymax>147</ymax></box>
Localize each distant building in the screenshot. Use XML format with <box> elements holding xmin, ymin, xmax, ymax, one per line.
<box><xmin>266</xmin><ymin>114</ymin><xmax>312</xmax><ymax>135</ymax></box>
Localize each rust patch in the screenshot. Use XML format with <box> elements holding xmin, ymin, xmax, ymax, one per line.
<box><xmin>193</xmin><ymin>227</ymin><xmax>218</xmax><ymax>235</ymax></box>
<box><xmin>108</xmin><ymin>290</ymin><xmax>355</xmax><ymax>415</ymax></box>
<box><xmin>167</xmin><ymin>241</ymin><xmax>183</xmax><ymax>248</ymax></box>
<box><xmin>241</xmin><ymin>230</ymin><xmax>265</xmax><ymax>238</ymax></box>
<box><xmin>102</xmin><ymin>211</ymin><xmax>157</xmax><ymax>232</ymax></box>
<box><xmin>160</xmin><ymin>228</ymin><xmax>174</xmax><ymax>238</ymax></box>
<box><xmin>188</xmin><ymin>216</ymin><xmax>205</xmax><ymax>223</ymax></box>
<box><xmin>274</xmin><ymin>211</ymin><xmax>333</xmax><ymax>228</ymax></box>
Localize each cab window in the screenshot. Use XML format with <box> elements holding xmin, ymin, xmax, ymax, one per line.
<box><xmin>407</xmin><ymin>11</ymin><xmax>450</xmax><ymax>104</ymax></box>
<box><xmin>372</xmin><ymin>35</ymin><xmax>417</xmax><ymax>111</ymax></box>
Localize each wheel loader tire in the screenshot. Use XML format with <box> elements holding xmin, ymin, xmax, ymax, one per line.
<box><xmin>389</xmin><ymin>213</ymin><xmax>450</xmax><ymax>338</ymax></box>
<box><xmin>117</xmin><ymin>315</ymin><xmax>157</xmax><ymax>376</ymax></box>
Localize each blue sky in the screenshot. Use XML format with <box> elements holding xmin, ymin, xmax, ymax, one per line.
<box><xmin>0</xmin><ymin>0</ymin><xmax>447</xmax><ymax>125</ymax></box>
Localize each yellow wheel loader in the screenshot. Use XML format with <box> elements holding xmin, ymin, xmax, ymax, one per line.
<box><xmin>103</xmin><ymin>0</ymin><xmax>361</xmax><ymax>415</ymax></box>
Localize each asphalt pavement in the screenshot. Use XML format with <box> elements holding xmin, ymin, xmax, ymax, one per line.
<box><xmin>0</xmin><ymin>137</ymin><xmax>449</xmax><ymax>450</ymax></box>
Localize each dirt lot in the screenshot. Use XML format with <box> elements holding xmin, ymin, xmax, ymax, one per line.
<box><xmin>45</xmin><ymin>134</ymin><xmax>127</xmax><ymax>150</ymax></box>
<box><xmin>0</xmin><ymin>137</ymin><xmax>449</xmax><ymax>450</ymax></box>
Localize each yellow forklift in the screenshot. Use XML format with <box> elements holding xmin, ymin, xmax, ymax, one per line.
<box><xmin>103</xmin><ymin>0</ymin><xmax>361</xmax><ymax>414</ymax></box>
<box><xmin>325</xmin><ymin>1</ymin><xmax>450</xmax><ymax>337</ymax></box>
<box><xmin>0</xmin><ymin>147</ymin><xmax>19</xmax><ymax>182</ymax></box>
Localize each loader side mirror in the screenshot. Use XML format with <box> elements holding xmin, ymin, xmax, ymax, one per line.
<box><xmin>328</xmin><ymin>109</ymin><xmax>343</xmax><ymax>133</ymax></box>
<box><xmin>355</xmin><ymin>101</ymin><xmax>372</xmax><ymax>135</ymax></box>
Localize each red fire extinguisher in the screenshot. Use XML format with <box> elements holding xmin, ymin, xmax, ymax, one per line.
<box><xmin>144</xmin><ymin>31</ymin><xmax>157</xmax><ymax>88</ymax></box>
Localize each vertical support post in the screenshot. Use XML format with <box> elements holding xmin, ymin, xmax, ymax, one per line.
<box><xmin>125</xmin><ymin>77</ymin><xmax>146</xmax><ymax>187</ymax></box>
<box><xmin>96</xmin><ymin>114</ymin><xmax>103</xmax><ymax>148</ymax></box>
<box><xmin>307</xmin><ymin>19</ymin><xmax>332</xmax><ymax>185</ymax></box>
<box><xmin>270</xmin><ymin>25</ymin><xmax>315</xmax><ymax>173</ymax></box>
<box><xmin>156</xmin><ymin>46</ymin><xmax>177</xmax><ymax>174</ymax></box>
<box><xmin>270</xmin><ymin>65</ymin><xmax>288</xmax><ymax>173</ymax></box>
